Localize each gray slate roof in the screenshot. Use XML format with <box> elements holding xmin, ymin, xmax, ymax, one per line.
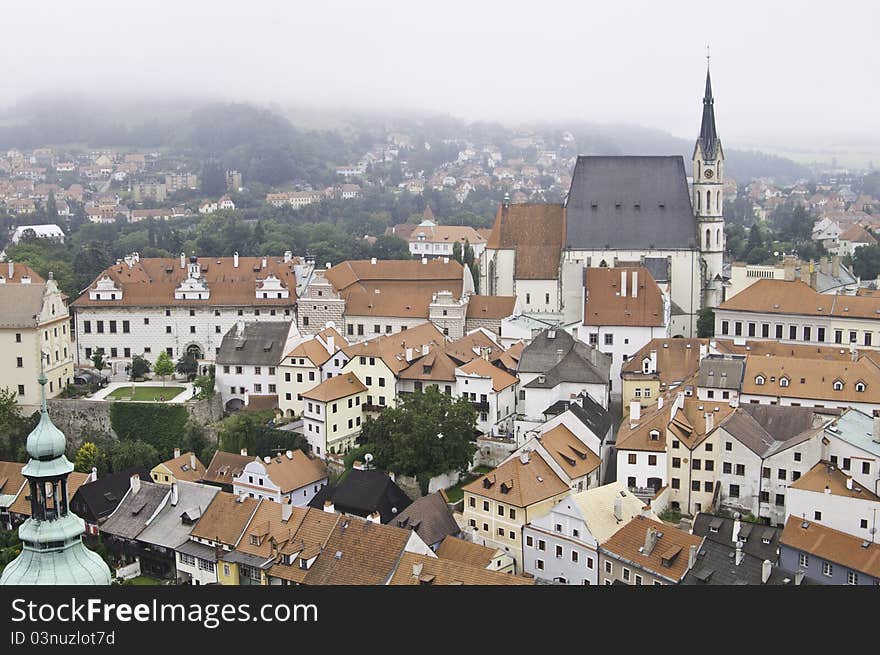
<box><xmin>390</xmin><ymin>491</ymin><xmax>459</xmax><ymax>547</ymax></box>
<box><xmin>692</xmin><ymin>513</ymin><xmax>780</xmax><ymax>562</ymax></box>
<box><xmin>568</xmin><ymin>393</ymin><xmax>614</xmax><ymax>441</ymax></box>
<box><xmin>642</xmin><ymin>257</ymin><xmax>670</xmax><ymax>283</ymax></box>
<box><xmin>216</xmin><ymin>321</ymin><xmax>292</xmax><ymax>366</ymax></box>
<box><xmin>698</xmin><ymin>356</ymin><xmax>745</xmax><ymax>390</ymax></box>
<box><xmin>681</xmin><ymin>540</ymin><xmax>789</xmax><ymax>585</ymax></box>
<box><xmin>137</xmin><ymin>480</ymin><xmax>220</xmax><ymax>550</ymax></box>
<box><xmin>100</xmin><ymin>480</ymin><xmax>169</xmax><ymax>540</ymax></box>
<box><xmin>564</xmin><ymin>156</ymin><xmax>697</xmax><ymax>251</ymax></box>
<box><xmin>519</xmin><ymin>329</ymin><xmax>610</xmax><ymax>387</ymax></box>
<box><xmin>722</xmin><ymin>404</ymin><xmax>820</xmax><ymax>458</ymax></box>
<box><xmin>0</xmin><ymin>283</ymin><xmax>46</xmax><ymax>328</ymax></box>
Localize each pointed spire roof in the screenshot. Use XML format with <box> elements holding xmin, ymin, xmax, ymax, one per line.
<box><xmin>698</xmin><ymin>66</ymin><xmax>720</xmax><ymax>160</ymax></box>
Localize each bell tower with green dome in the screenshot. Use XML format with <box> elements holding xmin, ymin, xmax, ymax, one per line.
<box><xmin>1</xmin><ymin>356</ymin><xmax>112</xmax><ymax>585</ymax></box>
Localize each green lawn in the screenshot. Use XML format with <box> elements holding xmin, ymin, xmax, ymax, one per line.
<box><xmin>106</xmin><ymin>386</ymin><xmax>185</xmax><ymax>401</ymax></box>
<box><xmin>124</xmin><ymin>575</ymin><xmax>163</xmax><ymax>585</ymax></box>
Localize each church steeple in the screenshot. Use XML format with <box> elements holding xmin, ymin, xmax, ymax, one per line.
<box><xmin>0</xmin><ymin>356</ymin><xmax>112</xmax><ymax>586</ymax></box>
<box><xmin>698</xmin><ymin>67</ymin><xmax>719</xmax><ymax>160</ymax></box>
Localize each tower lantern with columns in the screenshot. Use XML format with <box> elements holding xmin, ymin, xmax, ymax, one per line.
<box><xmin>0</xmin><ymin>354</ymin><xmax>111</xmax><ymax>585</ymax></box>
<box><xmin>694</xmin><ymin>53</ymin><xmax>725</xmax><ymax>309</ymax></box>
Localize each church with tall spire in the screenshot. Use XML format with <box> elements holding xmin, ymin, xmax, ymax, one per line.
<box><xmin>693</xmin><ymin>55</ymin><xmax>726</xmax><ymax>309</ymax></box>
<box><xmin>0</xmin><ymin>357</ymin><xmax>111</xmax><ymax>585</ymax></box>
<box><xmin>481</xmin><ymin>55</ymin><xmax>730</xmax><ymax>338</ymax></box>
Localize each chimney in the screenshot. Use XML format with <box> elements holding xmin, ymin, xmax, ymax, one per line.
<box><xmin>174</xmin><ymin>447</ymin><xmax>181</xmax><ymax>460</ymax></box>
<box><xmin>237</xmin><ymin>319</ymin><xmax>245</xmax><ymax>335</ymax></box>
<box><xmin>824</xmin><ymin>485</ymin><xmax>831</xmax><ymax>494</ymax></box>
<box><xmin>90</xmin><ymin>466</ymin><xmax>98</xmax><ymax>483</ymax></box>
<box><xmin>640</xmin><ymin>505</ymin><xmax>652</xmax><ymax>518</ymax></box>
<box><xmin>846</xmin><ymin>476</ymin><xmax>854</xmax><ymax>490</ymax></box>
<box><xmin>412</xmin><ymin>562</ymin><xmax>423</xmax><ymax>578</ymax></box>
<box><xmin>613</xmin><ymin>494</ymin><xmax>623</xmax><ymax>521</ymax></box>
<box><xmin>170</xmin><ymin>482</ymin><xmax>179</xmax><ymax>506</ymax></box>
<box><xmin>240</xmin><ymin>448</ymin><xmax>248</xmax><ymax>457</ymax></box>
<box><xmin>519</xmin><ymin>450</ymin><xmax>531</xmax><ymax>465</ymax></box>
<box><xmin>323</xmin><ymin>500</ymin><xmax>335</xmax><ymax>514</ymax></box>
<box><xmin>688</xmin><ymin>544</ymin><xmax>698</xmax><ymax>570</ymax></box>
<box><xmin>873</xmin><ymin>410</ymin><xmax>880</xmax><ymax>443</ymax></box>
<box><xmin>326</xmin><ymin>335</ymin><xmax>335</xmax><ymax>355</ymax></box>
<box><xmin>180</xmin><ymin>252</ymin><xmax>186</xmax><ymax>269</ymax></box>
<box><xmin>281</xmin><ymin>501</ymin><xmax>293</xmax><ymax>522</ymax></box>
<box><xmin>643</xmin><ymin>527</ymin><xmax>658</xmax><ymax>556</ymax></box>
<box><xmin>632</xmin><ymin>270</ymin><xmax>638</xmax><ymax>298</ymax></box>
<box><xmin>735</xmin><ymin>540</ymin><xmax>744</xmax><ymax>566</ymax></box>
<box><xmin>657</xmin><ymin>396</ymin><xmax>664</xmax><ymax>410</ymax></box>
<box><xmin>7</xmin><ymin>261</ymin><xmax>13</xmax><ymax>279</ymax></box>
<box><xmin>325</xmin><ymin>262</ymin><xmax>331</xmax><ymax>270</ymax></box>
<box><xmin>129</xmin><ymin>473</ymin><xmax>141</xmax><ymax>495</ymax></box>
<box><xmin>705</xmin><ymin>412</ymin><xmax>714</xmax><ymax>434</ymax></box>
<box><xmin>649</xmin><ymin>349</ymin><xmax>657</xmax><ymax>373</ymax></box>
<box><xmin>443</xmin><ymin>257</ymin><xmax>449</xmax><ymax>264</ymax></box>
<box><xmin>371</xmin><ymin>257</ymin><xmax>377</xmax><ymax>265</ymax></box>
<box><xmin>421</xmin><ymin>257</ymin><xmax>428</xmax><ymax>265</ymax></box>
<box><xmin>761</xmin><ymin>559</ymin><xmax>772</xmax><ymax>584</ymax></box>
<box><xmin>261</xmin><ymin>256</ymin><xmax>267</xmax><ymax>269</ymax></box>
<box><xmin>405</xmin><ymin>347</ymin><xmax>413</xmax><ymax>362</ymax></box>
<box><xmin>284</xmin><ymin>250</ymin><xmax>293</xmax><ymax>263</ymax></box>
<box><xmin>831</xmin><ymin>255</ymin><xmax>840</xmax><ymax>278</ymax></box>
<box><xmin>367</xmin><ymin>511</ymin><xmax>381</xmax><ymax>524</ymax></box>
<box><xmin>732</xmin><ymin>516</ymin><xmax>742</xmax><ymax>544</ymax></box>
<box><xmin>620</xmin><ymin>270</ymin><xmax>627</xmax><ymax>297</ymax></box>
<box><xmin>286</xmin><ymin>450</ymin><xmax>293</xmax><ymax>460</ymax></box>
<box><xmin>794</xmin><ymin>569</ymin><xmax>805</xmax><ymax>586</ymax></box>
<box><xmin>189</xmin><ymin>453</ymin><xmax>197</xmax><ymax>470</ymax></box>
<box><xmin>629</xmin><ymin>401</ymin><xmax>641</xmax><ymax>422</ymax></box>
<box><xmin>809</xmin><ymin>269</ymin><xmax>818</xmax><ymax>290</ymax></box>
<box><xmin>819</xmin><ymin>257</ymin><xmax>829</xmax><ymax>275</ymax></box>
<box><xmin>233</xmin><ymin>251</ymin><xmax>239</xmax><ymax>268</ymax></box>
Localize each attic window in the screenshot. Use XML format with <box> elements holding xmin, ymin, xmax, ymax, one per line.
<box><xmin>250</xmin><ymin>535</ymin><xmax>259</xmax><ymax>546</ymax></box>
<box><xmin>856</xmin><ymin>381</ymin><xmax>866</xmax><ymax>392</ymax></box>
<box><xmin>649</xmin><ymin>430</ymin><xmax>660</xmax><ymax>441</ymax></box>
<box><xmin>779</xmin><ymin>377</ymin><xmax>790</xmax><ymax>388</ymax></box>
<box><xmin>590</xmin><ymin>201</ymin><xmax>598</xmax><ymax>208</ymax></box>
<box><xmin>833</xmin><ymin>379</ymin><xmax>844</xmax><ymax>391</ymax></box>
<box><xmin>755</xmin><ymin>375</ymin><xmax>765</xmax><ymax>386</ymax></box>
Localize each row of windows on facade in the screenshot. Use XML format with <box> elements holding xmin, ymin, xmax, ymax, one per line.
<box><xmin>81</xmin><ymin>308</ymin><xmax>291</xmax><ymax>333</ymax></box>
<box><xmin>468</xmin><ymin>497</ymin><xmax>519</xmax><ymax>520</ymax></box>
<box><xmin>751</xmin><ymin>374</ymin><xmax>865</xmax><ymax>393</ymax></box>
<box><xmin>307</xmin><ymin>395</ymin><xmax>364</xmax><ymax>415</ymax></box>
<box><xmin>287</xmin><ymin>357</ymin><xmax>344</xmax><ymax>368</ymax></box>
<box><xmin>223</xmin><ymin>365</ymin><xmax>276</xmax><ymax>376</ymax></box>
<box><xmin>12</xmin><ymin>326</ymin><xmax>68</xmax><ymax>343</ymax></box>
<box><xmin>524</xmin><ymin>293</ymin><xmax>552</xmax><ymax>306</ymax></box>
<box><xmin>796</xmin><ymin>553</ymin><xmax>864</xmax><ymax>584</ymax></box>
<box><xmin>15</xmin><ymin>347</ymin><xmax>67</xmax><ymax>368</ymax></box>
<box><xmin>16</xmin><ymin>376</ymin><xmax>70</xmax><ymax>396</ymax></box>
<box><xmin>230</xmin><ymin>384</ymin><xmax>277</xmax><ymax>395</ymax></box>
<box><xmin>306</xmin><ymin>416</ymin><xmax>362</xmax><ymax>435</ymax></box>
<box><xmin>720</xmin><ymin>320</ymin><xmax>876</xmax><ymax>347</ymax></box>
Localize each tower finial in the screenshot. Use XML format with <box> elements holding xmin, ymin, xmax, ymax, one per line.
<box><xmin>706</xmin><ymin>44</ymin><xmax>710</xmax><ymax>68</ymax></box>
<box><xmin>38</xmin><ymin>351</ymin><xmax>48</xmax><ymax>413</ymax></box>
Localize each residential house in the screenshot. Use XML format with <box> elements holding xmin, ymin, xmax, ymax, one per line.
<box><xmin>0</xmin><ymin>461</ymin><xmax>26</xmax><ymax>530</ymax></box>
<box><xmin>277</xmin><ymin>326</ymin><xmax>348</xmax><ymax>417</ymax></box>
<box><xmin>434</xmin><ymin>535</ymin><xmax>515</xmax><ymax>574</ymax></box>
<box><xmin>150</xmin><ymin>449</ymin><xmax>206</xmax><ymax>485</ymax></box>
<box><xmin>232</xmin><ymin>449</ymin><xmax>328</xmax><ymax>507</ymax></box>
<box><xmin>522</xmin><ymin>482</ymin><xmax>654</xmax><ymax>585</ymax></box>
<box><xmin>598</xmin><ymin>515</ymin><xmax>703</xmax><ymax>585</ymax></box>
<box><xmin>215</xmin><ymin>320</ymin><xmax>295</xmax><ymax>411</ymax></box>
<box><xmin>461</xmin><ymin>450</ymin><xmax>570</xmax><ymax>572</ymax></box>
<box><xmin>577</xmin><ymin>267</ymin><xmax>669</xmax><ymax>398</ymax></box>
<box><xmin>389</xmin><ymin>491</ymin><xmax>460</xmax><ymax>550</ymax></box>
<box><xmin>837</xmin><ymin>224</ymin><xmax>877</xmax><ymax>257</ymax></box>
<box><xmin>69</xmin><ymin>466</ymin><xmax>150</xmax><ymax>536</ymax></box>
<box><xmin>176</xmin><ymin>492</ymin><xmax>260</xmax><ymax>585</ymax></box>
<box><xmin>201</xmin><ymin>450</ymin><xmax>252</xmax><ymax>492</ymax></box>
<box><xmin>535</xmin><ymin>391</ymin><xmax>614</xmax><ymax>480</ymax></box>
<box><xmin>696</xmin><ymin>354</ymin><xmax>744</xmax><ymax>404</ymax></box>
<box><xmin>309</xmin><ymin>467</ymin><xmax>412</xmax><ymax>523</ymax></box>
<box><xmin>301</xmin><ymin>372</ymin><xmax>367</xmax><ymax>458</ymax></box>
<box><xmin>455</xmin><ymin>357</ymin><xmax>518</xmax><ymax>438</ymax></box>
<box><xmin>99</xmin><ymin>475</ymin><xmax>171</xmax><ymax>574</ymax></box>
<box><xmin>779</xmin><ymin>516</ymin><xmax>880</xmax><ymax>585</ymax></box>
<box><xmin>388</xmin><ymin>552</ymin><xmax>531</xmax><ymax>585</ymax></box>
<box><xmin>10</xmin><ymin>224</ymin><xmax>65</xmax><ymax>244</ymax></box>
<box><xmin>621</xmin><ymin>338</ymin><xmax>707</xmax><ymax>414</ymax></box>
<box><xmin>407</xmin><ymin>221</ymin><xmax>488</xmax><ymax>260</ymax></box>
<box><xmin>822</xmin><ymin>408</ymin><xmax>880</xmax><ymax>493</ymax></box>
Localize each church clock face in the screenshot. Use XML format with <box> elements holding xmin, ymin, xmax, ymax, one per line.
<box><xmin>704</xmin><ymin>168</ymin><xmax>714</xmax><ymax>179</ymax></box>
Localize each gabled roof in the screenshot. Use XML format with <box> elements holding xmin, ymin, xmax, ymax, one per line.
<box><xmin>462</xmin><ymin>452</ymin><xmax>568</xmax><ymax>507</ymax></box>
<box><xmin>789</xmin><ymin>461</ymin><xmax>880</xmax><ymax>501</ymax></box>
<box><xmin>570</xmin><ymin>482</ymin><xmax>654</xmax><ymax>543</ymax></box>
<box><xmin>564</xmin><ymin>156</ymin><xmax>696</xmax><ymax>251</ymax></box>
<box><xmin>718</xmin><ymin>278</ymin><xmax>880</xmax><ymax>319</ymax></box>
<box><xmin>457</xmin><ymin>357</ymin><xmax>518</xmax><ymax>392</ymax></box>
<box><xmin>154</xmin><ymin>451</ymin><xmax>206</xmax><ymax>483</ymax></box>
<box><xmin>217</xmin><ymin>321</ymin><xmax>292</xmax><ymax>366</ymax></box>
<box><xmin>203</xmin><ymin>450</ymin><xmax>251</xmax><ymax>487</ymax></box>
<box><xmin>0</xmin><ymin>461</ymin><xmax>26</xmax><ymax>506</ymax></box>
<box><xmin>391</xmin><ymin>492</ymin><xmax>460</xmax><ymax>546</ymax></box>
<box><xmin>698</xmin><ymin>356</ymin><xmax>745</xmax><ymax>390</ymax></box>
<box><xmin>621</xmin><ymin>338</ymin><xmax>707</xmax><ymax>384</ymax></box>
<box><xmin>137</xmin><ymin>480</ymin><xmax>220</xmax><ymax>549</ymax></box>
<box><xmin>249</xmin><ymin>450</ymin><xmax>328</xmax><ymax>493</ymax></box>
<box><xmin>389</xmin><ymin>552</ymin><xmax>532</xmax><ymax>585</ymax></box>
<box><xmin>741</xmin><ymin>355</ymin><xmax>880</xmax><ymax>403</ymax></box>
<box><xmin>780</xmin><ymin>516</ymin><xmax>880</xmax><ymax>579</ymax></box>
<box><xmin>721</xmin><ymin>404</ymin><xmax>824</xmax><ymax>458</ymax></box>
<box><xmin>301</xmin><ymin>372</ymin><xmax>366</xmax><ymax>402</ymax></box>
<box><xmin>602</xmin><ymin>515</ymin><xmax>703</xmax><ymax>582</ymax></box>
<box><xmin>519</xmin><ymin>329</ymin><xmax>610</xmax><ymax>387</ymax></box>
<box><xmin>0</xmin><ymin>283</ymin><xmax>50</xmax><ymax>328</ymax></box>
<box><xmin>538</xmin><ymin>424</ymin><xmax>600</xmax><ymax>479</ymax></box>
<box><xmin>342</xmin><ymin>322</ymin><xmax>446</xmax><ymax>375</ymax></box>
<box><xmin>283</xmin><ymin>328</ymin><xmax>345</xmax><ymax>365</ymax></box>
<box><xmin>566</xmin><ymin>393</ymin><xmax>614</xmax><ymax>440</ymax></box>
<box><xmin>691</xmin><ymin>513</ymin><xmax>781</xmax><ymax>562</ymax></box>
<box><xmin>310</xmin><ymin>468</ymin><xmax>412</xmax><ymax>523</ymax></box>
<box><xmin>485</xmin><ymin>203</ymin><xmax>564</xmax><ymax>280</ymax></box>
<box><xmin>839</xmin><ymin>223</ymin><xmax>877</xmax><ymax>243</ymax></box>
<box><xmin>100</xmin><ymin>479</ymin><xmax>169</xmax><ymax>540</ymax></box>
<box><xmin>302</xmin><ymin>516</ymin><xmax>412</xmax><ymax>585</ymax></box>
<box><xmin>583</xmin><ymin>267</ymin><xmax>665</xmax><ymax>327</ymax></box>
<box><xmin>435</xmin><ymin>535</ymin><xmax>501</xmax><ymax>568</ymax></box>
<box><xmin>69</xmin><ymin>466</ymin><xmax>150</xmax><ymax>521</ymax></box>
<box><xmin>190</xmin><ymin>491</ymin><xmax>260</xmax><ymax>546</ymax></box>
<box><xmin>465</xmin><ymin>295</ymin><xmax>517</xmax><ymax>320</ymax></box>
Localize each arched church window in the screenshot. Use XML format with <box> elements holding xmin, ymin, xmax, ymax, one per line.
<box><xmin>716</xmin><ymin>228</ymin><xmax>721</xmax><ymax>246</ymax></box>
<box><xmin>697</xmin><ymin>161</ymin><xmax>701</xmax><ymax>179</ymax></box>
<box><xmin>706</xmin><ymin>190</ymin><xmax>711</xmax><ymax>212</ymax></box>
<box><xmin>705</xmin><ymin>229</ymin><xmax>711</xmax><ymax>249</ymax></box>
<box><xmin>696</xmin><ymin>192</ymin><xmax>701</xmax><ymax>212</ymax></box>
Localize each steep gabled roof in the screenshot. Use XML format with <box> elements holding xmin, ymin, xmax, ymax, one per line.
<box><xmin>519</xmin><ymin>329</ymin><xmax>610</xmax><ymax>387</ymax></box>
<box><xmin>391</xmin><ymin>492</ymin><xmax>460</xmax><ymax>546</ymax></box>
<box><xmin>486</xmin><ymin>203</ymin><xmax>564</xmax><ymax>280</ymax></box>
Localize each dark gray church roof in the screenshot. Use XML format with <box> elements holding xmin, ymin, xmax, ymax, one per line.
<box><xmin>564</xmin><ymin>156</ymin><xmax>697</xmax><ymax>251</ymax></box>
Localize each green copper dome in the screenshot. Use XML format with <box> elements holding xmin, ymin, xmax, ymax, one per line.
<box><xmin>24</xmin><ymin>375</ymin><xmax>68</xmax><ymax>464</ymax></box>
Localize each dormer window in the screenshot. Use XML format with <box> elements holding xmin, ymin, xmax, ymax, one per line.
<box><xmin>642</xmin><ymin>358</ymin><xmax>651</xmax><ymax>374</ymax></box>
<box><xmin>779</xmin><ymin>377</ymin><xmax>790</xmax><ymax>388</ymax></box>
<box><xmin>649</xmin><ymin>430</ymin><xmax>660</xmax><ymax>441</ymax></box>
<box><xmin>833</xmin><ymin>379</ymin><xmax>844</xmax><ymax>391</ymax></box>
<box><xmin>855</xmin><ymin>381</ymin><xmax>866</xmax><ymax>393</ymax></box>
<box><xmin>755</xmin><ymin>375</ymin><xmax>765</xmax><ymax>386</ymax></box>
<box><xmin>249</xmin><ymin>534</ymin><xmax>259</xmax><ymax>546</ymax></box>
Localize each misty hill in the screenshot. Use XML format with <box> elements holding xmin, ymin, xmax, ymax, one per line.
<box><xmin>0</xmin><ymin>98</ymin><xmax>809</xmax><ymax>186</ymax></box>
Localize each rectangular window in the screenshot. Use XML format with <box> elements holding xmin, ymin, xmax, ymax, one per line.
<box><xmin>628</xmin><ymin>453</ymin><xmax>637</xmax><ymax>465</ymax></box>
<box><xmin>729</xmin><ymin>484</ymin><xmax>740</xmax><ymax>498</ymax></box>
<box><xmin>775</xmin><ymin>494</ymin><xmax>784</xmax><ymax>507</ymax></box>
<box><xmin>692</xmin><ymin>459</ymin><xmax>701</xmax><ymax>470</ymax></box>
<box><xmin>798</xmin><ymin>553</ymin><xmax>808</xmax><ymax>567</ymax></box>
<box><xmin>761</xmin><ymin>323</ymin><xmax>769</xmax><ymax>338</ymax></box>
<box><xmin>842</xmin><ymin>458</ymin><xmax>851</xmax><ymax>471</ymax></box>
<box><xmin>734</xmin><ymin>322</ymin><xmax>742</xmax><ymax>336</ymax></box>
<box><xmin>705</xmin><ymin>460</ymin><xmax>714</xmax><ymax>471</ymax></box>
<box><xmin>97</xmin><ymin>321</ymin><xmax>104</xmax><ymax>333</ymax></box>
<box><xmin>822</xmin><ymin>561</ymin><xmax>833</xmax><ymax>577</ymax></box>
<box><xmin>671</xmin><ymin>478</ymin><xmax>680</xmax><ymax>489</ymax></box>
<box><xmin>803</xmin><ymin>326</ymin><xmax>811</xmax><ymax>341</ymax></box>
<box><xmin>692</xmin><ymin>480</ymin><xmax>700</xmax><ymax>492</ymax></box>
<box><xmin>604</xmin><ymin>561</ymin><xmax>612</xmax><ymax>574</ymax></box>
<box><xmin>648</xmin><ymin>455</ymin><xmax>657</xmax><ymax>466</ymax></box>
<box><xmin>735</xmin><ymin>463</ymin><xmax>745</xmax><ymax>476</ymax></box>
<box><xmin>721</xmin><ymin>321</ymin><xmax>729</xmax><ymax>335</ymax></box>
<box><xmin>622</xmin><ymin>568</ymin><xmax>631</xmax><ymax>582</ymax></box>
<box><xmin>817</xmin><ymin>327</ymin><xmax>825</xmax><ymax>342</ymax></box>
<box><xmin>672</xmin><ymin>457</ymin><xmax>681</xmax><ymax>469</ymax></box>
<box><xmin>604</xmin><ymin>333</ymin><xmax>613</xmax><ymax>346</ymax></box>
<box><xmin>747</xmin><ymin>323</ymin><xmax>755</xmax><ymax>337</ymax></box>
<box><xmin>722</xmin><ymin>462</ymin><xmax>732</xmax><ymax>474</ymax></box>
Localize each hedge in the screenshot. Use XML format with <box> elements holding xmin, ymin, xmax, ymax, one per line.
<box><xmin>109</xmin><ymin>403</ymin><xmax>189</xmax><ymax>457</ymax></box>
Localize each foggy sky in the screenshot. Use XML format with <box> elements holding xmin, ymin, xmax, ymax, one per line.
<box><xmin>3</xmin><ymin>1</ymin><xmax>879</xmax><ymax>149</ymax></box>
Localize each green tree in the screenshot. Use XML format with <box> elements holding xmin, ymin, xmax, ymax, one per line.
<box><xmin>108</xmin><ymin>439</ymin><xmax>159</xmax><ymax>472</ymax></box>
<box><xmin>0</xmin><ymin>388</ymin><xmax>29</xmax><ymax>460</ymax></box>
<box><xmin>74</xmin><ymin>442</ymin><xmax>102</xmax><ymax>473</ymax></box>
<box><xmin>46</xmin><ymin>191</ymin><xmax>58</xmax><ymax>221</ymax></box>
<box><xmin>697</xmin><ymin>307</ymin><xmax>715</xmax><ymax>338</ymax></box>
<box><xmin>182</xmin><ymin>420</ymin><xmax>211</xmax><ymax>463</ymax></box>
<box><xmin>850</xmin><ymin>243</ymin><xmax>880</xmax><ymax>280</ymax></box>
<box><xmin>91</xmin><ymin>350</ymin><xmax>105</xmax><ymax>372</ymax></box>
<box><xmin>193</xmin><ymin>366</ymin><xmax>215</xmax><ymax>399</ymax></box>
<box><xmin>218</xmin><ymin>410</ymin><xmax>307</xmax><ymax>458</ymax></box>
<box><xmin>175</xmin><ymin>353</ymin><xmax>198</xmax><ymax>380</ymax></box>
<box><xmin>130</xmin><ymin>354</ymin><xmax>151</xmax><ymax>380</ymax></box>
<box><xmin>359</xmin><ymin>387</ymin><xmax>477</xmax><ymax>493</ymax></box>
<box><xmin>452</xmin><ymin>241</ymin><xmax>463</xmax><ymax>263</ymax></box>
<box><xmin>153</xmin><ymin>351</ymin><xmax>175</xmax><ymax>385</ymax></box>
